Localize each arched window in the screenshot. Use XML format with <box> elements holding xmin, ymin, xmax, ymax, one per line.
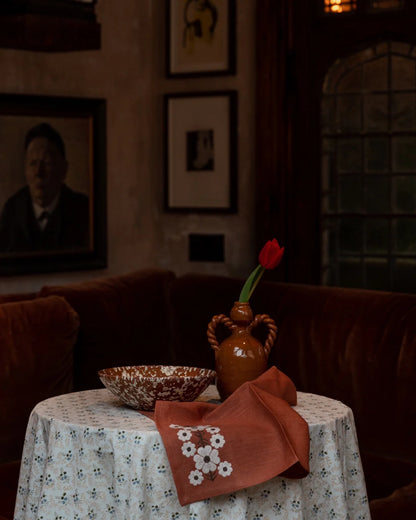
<box><xmin>321</xmin><ymin>42</ymin><xmax>416</xmax><ymax>291</ymax></box>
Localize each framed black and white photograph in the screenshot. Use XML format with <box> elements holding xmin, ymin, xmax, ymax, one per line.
<box><xmin>164</xmin><ymin>91</ymin><xmax>237</xmax><ymax>212</ymax></box>
<box><xmin>0</xmin><ymin>94</ymin><xmax>107</xmax><ymax>275</ymax></box>
<box><xmin>166</xmin><ymin>0</ymin><xmax>236</xmax><ymax>77</ymax></box>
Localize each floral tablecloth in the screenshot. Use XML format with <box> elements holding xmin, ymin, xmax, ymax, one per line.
<box><xmin>14</xmin><ymin>387</ymin><xmax>370</xmax><ymax>520</ymax></box>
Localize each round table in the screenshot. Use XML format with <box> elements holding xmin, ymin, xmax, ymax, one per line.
<box><xmin>14</xmin><ymin>387</ymin><xmax>371</xmax><ymax>519</ymax></box>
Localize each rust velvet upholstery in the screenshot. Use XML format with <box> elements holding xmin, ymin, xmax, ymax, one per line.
<box><xmin>0</xmin><ymin>295</ymin><xmax>79</xmax><ymax>464</ymax></box>
<box><xmin>252</xmin><ymin>281</ymin><xmax>416</xmax><ymax>500</ymax></box>
<box><xmin>39</xmin><ymin>269</ymin><xmax>176</xmax><ymax>390</ymax></box>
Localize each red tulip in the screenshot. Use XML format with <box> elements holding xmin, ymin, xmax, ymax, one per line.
<box><xmin>239</xmin><ymin>238</ymin><xmax>284</xmax><ymax>302</ymax></box>
<box><xmin>258</xmin><ymin>239</ymin><xmax>285</xmax><ymax>270</ymax></box>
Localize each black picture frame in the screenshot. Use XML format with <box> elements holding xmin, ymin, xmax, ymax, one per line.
<box><xmin>0</xmin><ymin>93</ymin><xmax>107</xmax><ymax>275</ymax></box>
<box><xmin>164</xmin><ymin>90</ymin><xmax>237</xmax><ymax>212</ymax></box>
<box><xmin>166</xmin><ymin>0</ymin><xmax>236</xmax><ymax>78</ymax></box>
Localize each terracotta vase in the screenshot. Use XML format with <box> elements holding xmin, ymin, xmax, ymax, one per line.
<box><xmin>207</xmin><ymin>301</ymin><xmax>277</xmax><ymax>400</ymax></box>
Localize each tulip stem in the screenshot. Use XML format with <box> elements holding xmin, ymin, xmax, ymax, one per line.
<box><xmin>238</xmin><ymin>265</ymin><xmax>265</xmax><ymax>303</ymax></box>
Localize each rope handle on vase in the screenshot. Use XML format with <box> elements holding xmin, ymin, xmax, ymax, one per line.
<box><xmin>248</xmin><ymin>314</ymin><xmax>278</xmax><ymax>357</ymax></box>
<box><xmin>207</xmin><ymin>314</ymin><xmax>236</xmax><ymax>351</ymax></box>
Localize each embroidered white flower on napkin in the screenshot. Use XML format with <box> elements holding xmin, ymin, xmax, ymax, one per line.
<box><xmin>169</xmin><ymin>424</ymin><xmax>233</xmax><ymax>486</ymax></box>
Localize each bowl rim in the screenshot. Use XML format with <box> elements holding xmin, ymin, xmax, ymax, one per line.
<box><xmin>98</xmin><ymin>365</ymin><xmax>216</xmax><ymax>381</ymax></box>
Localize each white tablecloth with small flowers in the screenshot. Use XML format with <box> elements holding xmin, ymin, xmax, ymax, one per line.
<box><xmin>14</xmin><ymin>387</ymin><xmax>370</xmax><ymax>520</ymax></box>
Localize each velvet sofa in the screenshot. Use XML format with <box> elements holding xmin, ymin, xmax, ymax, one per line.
<box><xmin>0</xmin><ymin>268</ymin><xmax>415</xmax><ymax>519</ymax></box>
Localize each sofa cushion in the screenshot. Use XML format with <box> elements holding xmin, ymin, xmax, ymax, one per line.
<box><xmin>39</xmin><ymin>269</ymin><xmax>176</xmax><ymax>390</ymax></box>
<box><xmin>0</xmin><ymin>296</ymin><xmax>79</xmax><ymax>463</ymax></box>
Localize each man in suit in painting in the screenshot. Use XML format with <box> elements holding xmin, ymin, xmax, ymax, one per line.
<box><xmin>0</xmin><ymin>122</ymin><xmax>90</xmax><ymax>253</ymax></box>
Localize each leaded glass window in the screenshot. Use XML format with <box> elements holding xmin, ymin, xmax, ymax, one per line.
<box><xmin>321</xmin><ymin>41</ymin><xmax>416</xmax><ymax>292</ymax></box>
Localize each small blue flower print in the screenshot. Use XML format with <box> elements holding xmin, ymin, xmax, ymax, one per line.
<box><xmin>291</xmin><ymin>500</ymin><xmax>300</xmax><ymax>511</ymax></box>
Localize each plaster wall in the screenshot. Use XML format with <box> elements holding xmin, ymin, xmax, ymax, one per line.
<box><xmin>0</xmin><ymin>0</ymin><xmax>256</xmax><ymax>295</ymax></box>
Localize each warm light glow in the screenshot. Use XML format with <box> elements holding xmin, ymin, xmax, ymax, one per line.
<box><xmin>324</xmin><ymin>0</ymin><xmax>357</xmax><ymax>13</ymax></box>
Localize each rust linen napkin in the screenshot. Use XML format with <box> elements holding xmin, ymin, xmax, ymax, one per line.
<box><xmin>154</xmin><ymin>366</ymin><xmax>310</xmax><ymax>505</ymax></box>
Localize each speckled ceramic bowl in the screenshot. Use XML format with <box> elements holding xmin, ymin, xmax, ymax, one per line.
<box><xmin>98</xmin><ymin>365</ymin><xmax>216</xmax><ymax>410</ymax></box>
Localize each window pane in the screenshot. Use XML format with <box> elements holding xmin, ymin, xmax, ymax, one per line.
<box><xmin>393</xmin><ymin>259</ymin><xmax>416</xmax><ymax>293</ymax></box>
<box><xmin>365</xmin><ymin>258</ymin><xmax>389</xmax><ymax>291</ymax></box>
<box><xmin>337</xmin><ymin>94</ymin><xmax>361</xmax><ymax>131</ymax></box>
<box><xmin>363</xmin><ymin>94</ymin><xmax>388</xmax><ymax>131</ymax></box>
<box><xmin>337</xmin><ymin>138</ymin><xmax>361</xmax><ymax>172</ymax></box>
<box><xmin>339</xmin><ymin>258</ymin><xmax>362</xmax><ymax>287</ymax></box>
<box><xmin>365</xmin><ymin>218</ymin><xmax>389</xmax><ymax>253</ymax></box>
<box><xmin>340</xmin><ymin>217</ymin><xmax>363</xmax><ymax>253</ymax></box>
<box><xmin>337</xmin><ymin>67</ymin><xmax>362</xmax><ymax>93</ymax></box>
<box><xmin>392</xmin><ymin>137</ymin><xmax>416</xmax><ymax>173</ymax></box>
<box><xmin>363</xmin><ymin>57</ymin><xmax>388</xmax><ymax>91</ymax></box>
<box><xmin>391</xmin><ymin>55</ymin><xmax>416</xmax><ymax>90</ymax></box>
<box><xmin>365</xmin><ymin>176</ymin><xmax>391</xmax><ymax>213</ymax></box>
<box><xmin>395</xmin><ymin>219</ymin><xmax>416</xmax><ymax>253</ymax></box>
<box><xmin>393</xmin><ymin>176</ymin><xmax>416</xmax><ymax>213</ymax></box>
<box><xmin>365</xmin><ymin>138</ymin><xmax>389</xmax><ymax>173</ymax></box>
<box><xmin>339</xmin><ymin>175</ymin><xmax>362</xmax><ymax>212</ymax></box>
<box><xmin>391</xmin><ymin>93</ymin><xmax>416</xmax><ymax>131</ymax></box>
<box><xmin>321</xmin><ymin>96</ymin><xmax>336</xmax><ymax>132</ymax></box>
<box><xmin>322</xmin><ymin>219</ymin><xmax>337</xmax><ymax>262</ymax></box>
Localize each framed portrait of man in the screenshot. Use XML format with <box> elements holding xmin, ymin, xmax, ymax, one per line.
<box><xmin>0</xmin><ymin>94</ymin><xmax>107</xmax><ymax>275</ymax></box>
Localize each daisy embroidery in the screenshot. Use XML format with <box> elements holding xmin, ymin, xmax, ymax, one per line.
<box><xmin>182</xmin><ymin>442</ymin><xmax>196</xmax><ymax>458</ymax></box>
<box><xmin>177</xmin><ymin>429</ymin><xmax>192</xmax><ymax>441</ymax></box>
<box><xmin>194</xmin><ymin>445</ymin><xmax>220</xmax><ymax>474</ymax></box>
<box><xmin>210</xmin><ymin>433</ymin><xmax>225</xmax><ymax>448</ymax></box>
<box><xmin>189</xmin><ymin>470</ymin><xmax>204</xmax><ymax>486</ymax></box>
<box><xmin>218</xmin><ymin>461</ymin><xmax>233</xmax><ymax>477</ymax></box>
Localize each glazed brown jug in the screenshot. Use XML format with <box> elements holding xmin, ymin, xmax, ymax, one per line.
<box><xmin>207</xmin><ymin>301</ymin><xmax>277</xmax><ymax>400</ymax></box>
